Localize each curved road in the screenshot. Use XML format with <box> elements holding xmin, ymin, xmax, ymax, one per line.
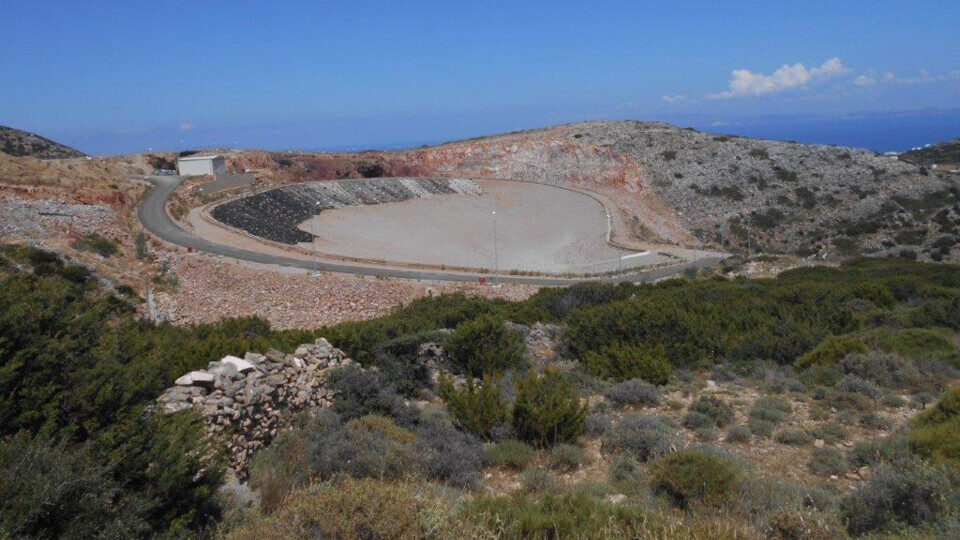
<box><xmin>138</xmin><ymin>176</ymin><xmax>725</xmax><ymax>285</ymax></box>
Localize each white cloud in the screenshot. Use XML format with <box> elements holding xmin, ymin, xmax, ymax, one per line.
<box><xmin>179</xmin><ymin>122</ymin><xmax>194</xmax><ymax>131</ymax></box>
<box><xmin>853</xmin><ymin>71</ymin><xmax>877</xmax><ymax>87</ymax></box>
<box><xmin>661</xmin><ymin>93</ymin><xmax>687</xmax><ymax>103</ymax></box>
<box><xmin>709</xmin><ymin>57</ymin><xmax>848</xmax><ymax>99</ymax></box>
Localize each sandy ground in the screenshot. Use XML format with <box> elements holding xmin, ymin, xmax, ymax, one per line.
<box><xmin>297</xmin><ymin>179</ymin><xmax>669</xmax><ymax>274</ymax></box>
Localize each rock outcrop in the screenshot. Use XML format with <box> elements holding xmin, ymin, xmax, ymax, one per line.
<box><xmin>157</xmin><ymin>337</ymin><xmax>351</xmax><ymax>476</ymax></box>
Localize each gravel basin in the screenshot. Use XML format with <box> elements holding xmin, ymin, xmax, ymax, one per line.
<box><xmin>295</xmin><ymin>179</ymin><xmax>666</xmax><ymax>274</ymax></box>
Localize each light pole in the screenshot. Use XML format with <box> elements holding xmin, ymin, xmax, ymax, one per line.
<box><xmin>492</xmin><ymin>209</ymin><xmax>499</xmax><ymax>285</ymax></box>
<box><xmin>313</xmin><ymin>201</ymin><xmax>322</xmax><ymax>277</ymax></box>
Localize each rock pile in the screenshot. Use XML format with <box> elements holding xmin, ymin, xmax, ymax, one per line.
<box><xmin>157</xmin><ymin>337</ymin><xmax>352</xmax><ymax>476</ymax></box>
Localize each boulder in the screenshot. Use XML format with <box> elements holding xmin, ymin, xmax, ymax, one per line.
<box><xmin>221</xmin><ymin>355</ymin><xmax>257</xmax><ymax>374</ymax></box>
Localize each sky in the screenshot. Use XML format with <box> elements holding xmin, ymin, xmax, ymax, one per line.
<box><xmin>1</xmin><ymin>0</ymin><xmax>958</xmax><ymax>154</ymax></box>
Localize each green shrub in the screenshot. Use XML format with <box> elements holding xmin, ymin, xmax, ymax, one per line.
<box><xmin>808</xmin><ymin>422</ymin><xmax>849</xmax><ymax>444</ymax></box>
<box><xmin>749</xmin><ymin>395</ymin><xmax>793</xmax><ymax>424</ymax></box>
<box><xmin>795</xmin><ymin>334</ymin><xmax>869</xmax><ymax>370</ymax></box>
<box><xmin>748</xmin><ymin>418</ymin><xmax>776</xmax><ymax>438</ymax></box>
<box><xmin>438</xmin><ymin>373</ymin><xmax>507</xmax><ymax>439</ymax></box>
<box><xmin>859</xmin><ymin>412</ymin><xmax>893</xmax><ymax>431</ymax></box>
<box><xmin>583</xmin><ymin>412</ymin><xmax>612</xmax><ymax>437</ymax></box>
<box><xmin>445</xmin><ymin>315</ymin><xmax>525</xmax><ymax>377</ymax></box>
<box><xmin>71</xmin><ymin>233</ymin><xmax>118</xmax><ymax>257</ymax></box>
<box><xmin>848</xmin><ymin>436</ymin><xmax>912</xmax><ymax>467</ymax></box>
<box><xmin>687</xmin><ymin>395</ymin><xmax>735</xmax><ymax>427</ymax></box>
<box><xmin>602</xmin><ymin>415</ymin><xmax>677</xmax><ymax>462</ymax></box>
<box><xmin>584</xmin><ymin>344</ymin><xmax>672</xmax><ymax>384</ymax></box>
<box><xmin>462</xmin><ymin>490</ymin><xmax>653</xmax><ymax>538</ymax></box>
<box><xmin>249</xmin><ymin>425</ymin><xmax>312</xmax><ymax>512</ymax></box>
<box><xmin>306</xmin><ymin>410</ymin><xmax>416</xmax><ymax>481</ymax></box>
<box><xmin>415</xmin><ymin>418</ymin><xmax>488</xmax><ymax>487</ymax></box>
<box><xmin>840</xmin><ymin>459</ymin><xmax>960</xmax><ymax>536</ymax></box>
<box><xmin>907</xmin><ymin>387</ymin><xmax>960</xmax><ymax>464</ymax></box>
<box><xmin>682</xmin><ymin>411</ymin><xmax>714</xmax><ymax>430</ymax></box>
<box><xmin>512</xmin><ymin>370</ymin><xmax>587</xmax><ymax>447</ymax></box>
<box><xmin>549</xmin><ymin>443</ymin><xmax>587</xmax><ymax>472</ymax></box>
<box><xmin>488</xmin><ymin>439</ymin><xmax>534</xmax><ymax>470</ymax></box>
<box><xmin>608</xmin><ymin>455</ymin><xmax>645</xmax><ymax>491</ymax></box>
<box><xmin>725</xmin><ymin>425</ymin><xmax>752</xmax><ymax>444</ymax></box>
<box><xmin>521</xmin><ymin>468</ymin><xmax>556</xmax><ymax>493</ymax></box>
<box><xmin>326</xmin><ymin>365</ymin><xmax>420</xmax><ymax>426</ymax></box>
<box><xmin>694</xmin><ymin>426</ymin><xmax>718</xmax><ymax>441</ymax></box>
<box><xmin>881</xmin><ymin>393</ymin><xmax>907</xmax><ymax>408</ymax></box>
<box><xmin>650</xmin><ymin>449</ymin><xmax>739</xmax><ymax>508</ymax></box>
<box><xmin>774</xmin><ymin>429</ymin><xmax>813</xmax><ymax>446</ymax></box>
<box><xmin>807</xmin><ymin>447</ymin><xmax>848</xmax><ymax>476</ymax></box>
<box><xmin>602</xmin><ymin>379</ymin><xmax>659</xmax><ymax>406</ymax></box>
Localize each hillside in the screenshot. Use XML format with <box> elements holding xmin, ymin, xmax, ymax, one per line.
<box><xmin>902</xmin><ymin>139</ymin><xmax>960</xmax><ymax>167</ymax></box>
<box><xmin>229</xmin><ymin>120</ymin><xmax>960</xmax><ymax>263</ymax></box>
<box><xmin>0</xmin><ymin>125</ymin><xmax>85</xmax><ymax>159</ymax></box>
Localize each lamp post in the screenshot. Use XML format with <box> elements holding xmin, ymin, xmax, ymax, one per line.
<box><xmin>491</xmin><ymin>209</ymin><xmax>499</xmax><ymax>285</ymax></box>
<box><xmin>313</xmin><ymin>201</ymin><xmax>322</xmax><ymax>277</ymax></box>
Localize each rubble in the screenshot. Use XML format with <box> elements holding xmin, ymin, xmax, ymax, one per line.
<box><xmin>156</xmin><ymin>337</ymin><xmax>352</xmax><ymax>477</ymax></box>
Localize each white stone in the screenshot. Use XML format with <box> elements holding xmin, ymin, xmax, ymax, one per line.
<box><xmin>221</xmin><ymin>355</ymin><xmax>256</xmax><ymax>374</ymax></box>
<box><xmin>186</xmin><ymin>370</ymin><xmax>215</xmax><ymax>386</ymax></box>
<box><xmin>175</xmin><ymin>373</ymin><xmax>195</xmax><ymax>386</ymax></box>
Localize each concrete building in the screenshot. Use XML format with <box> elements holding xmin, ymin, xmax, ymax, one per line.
<box><xmin>176</xmin><ymin>155</ymin><xmax>226</xmax><ymax>176</ymax></box>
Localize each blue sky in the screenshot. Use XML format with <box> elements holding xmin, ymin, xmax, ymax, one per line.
<box><xmin>1</xmin><ymin>1</ymin><xmax>958</xmax><ymax>154</ymax></box>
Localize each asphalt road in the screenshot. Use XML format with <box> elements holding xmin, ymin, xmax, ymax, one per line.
<box><xmin>138</xmin><ymin>176</ymin><xmax>726</xmax><ymax>285</ymax></box>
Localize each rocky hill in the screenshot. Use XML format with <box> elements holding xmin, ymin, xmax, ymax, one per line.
<box><xmin>229</xmin><ymin>120</ymin><xmax>960</xmax><ymax>263</ymax></box>
<box><xmin>0</xmin><ymin>125</ymin><xmax>85</xmax><ymax>159</ymax></box>
<box><xmin>902</xmin><ymin>139</ymin><xmax>960</xmax><ymax>167</ymax></box>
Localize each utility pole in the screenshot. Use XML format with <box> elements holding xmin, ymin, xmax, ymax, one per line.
<box><xmin>492</xmin><ymin>209</ymin><xmax>499</xmax><ymax>285</ymax></box>
<box><xmin>313</xmin><ymin>201</ymin><xmax>322</xmax><ymax>277</ymax></box>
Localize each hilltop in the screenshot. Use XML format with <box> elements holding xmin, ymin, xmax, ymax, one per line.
<box><xmin>0</xmin><ymin>125</ymin><xmax>85</xmax><ymax>159</ymax></box>
<box><xmin>228</xmin><ymin>120</ymin><xmax>960</xmax><ymax>263</ymax></box>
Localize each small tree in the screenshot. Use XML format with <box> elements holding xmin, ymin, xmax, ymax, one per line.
<box><xmin>512</xmin><ymin>370</ymin><xmax>587</xmax><ymax>447</ymax></box>
<box><xmin>438</xmin><ymin>373</ymin><xmax>508</xmax><ymax>440</ymax></box>
<box><xmin>135</xmin><ymin>232</ymin><xmax>149</xmax><ymax>260</ymax></box>
<box><xmin>445</xmin><ymin>315</ymin><xmax>525</xmax><ymax>377</ymax></box>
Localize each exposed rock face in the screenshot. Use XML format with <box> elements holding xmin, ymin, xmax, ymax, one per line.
<box><xmin>157</xmin><ymin>338</ymin><xmax>352</xmax><ymax>476</ymax></box>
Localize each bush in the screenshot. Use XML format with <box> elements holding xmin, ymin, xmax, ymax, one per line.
<box><xmin>907</xmin><ymin>387</ymin><xmax>960</xmax><ymax>464</ymax></box>
<box><xmin>438</xmin><ymin>373</ymin><xmax>508</xmax><ymax>439</ymax></box>
<box><xmin>774</xmin><ymin>429</ymin><xmax>813</xmax><ymax>446</ymax></box>
<box><xmin>583</xmin><ymin>412</ymin><xmax>612</xmax><ymax>438</ymax></box>
<box><xmin>71</xmin><ymin>233</ymin><xmax>118</xmax><ymax>257</ymax></box>
<box><xmin>859</xmin><ymin>412</ymin><xmax>893</xmax><ymax>431</ymax></box>
<box><xmin>445</xmin><ymin>315</ymin><xmax>525</xmax><ymax>377</ymax></box>
<box><xmin>828</xmin><ymin>391</ymin><xmax>875</xmax><ymax>413</ymax></box>
<box><xmin>307</xmin><ymin>410</ymin><xmax>416</xmax><ymax>481</ymax></box>
<box><xmin>0</xmin><ymin>433</ymin><xmax>146</xmax><ymax>539</ymax></box>
<box><xmin>694</xmin><ymin>426</ymin><xmax>718</xmax><ymax>441</ymax></box>
<box><xmin>602</xmin><ymin>379</ymin><xmax>659</xmax><ymax>406</ymax></box>
<box><xmin>549</xmin><ymin>443</ymin><xmax>587</xmax><ymax>472</ymax></box>
<box><xmin>229</xmin><ymin>478</ymin><xmax>431</xmax><ymax>539</ymax></box>
<box><xmin>512</xmin><ymin>370</ymin><xmax>587</xmax><ymax>447</ymax></box>
<box><xmin>748</xmin><ymin>418</ymin><xmax>776</xmax><ymax>438</ymax></box>
<box><xmin>838</xmin><ymin>375</ymin><xmax>882</xmax><ymax>399</ymax></box>
<box><xmin>725</xmin><ymin>425</ymin><xmax>752</xmax><ymax>444</ymax></box>
<box><xmin>682</xmin><ymin>411</ymin><xmax>714</xmax><ymax>430</ymax></box>
<box><xmin>848</xmin><ymin>436</ymin><xmax>913</xmax><ymax>467</ymax></box>
<box><xmin>249</xmin><ymin>426</ymin><xmax>312</xmax><ymax>512</ymax></box>
<box><xmin>807</xmin><ymin>447</ymin><xmax>848</xmax><ymax>476</ymax></box>
<box><xmin>650</xmin><ymin>449</ymin><xmax>739</xmax><ymax>508</ymax></box>
<box><xmin>488</xmin><ymin>439</ymin><xmax>534</xmax><ymax>470</ymax></box>
<box><xmin>881</xmin><ymin>392</ymin><xmax>906</xmax><ymax>408</ymax></box>
<box><xmin>808</xmin><ymin>422</ymin><xmax>849</xmax><ymax>445</ymax></box>
<box><xmin>415</xmin><ymin>418</ymin><xmax>488</xmax><ymax>487</ymax></box>
<box><xmin>837</xmin><ymin>352</ymin><xmax>920</xmax><ymax>390</ymax></box>
<box><xmin>521</xmin><ymin>468</ymin><xmax>556</xmax><ymax>494</ymax></box>
<box><xmin>326</xmin><ymin>365</ymin><xmax>420</xmax><ymax>426</ymax></box>
<box><xmin>795</xmin><ymin>334</ymin><xmax>869</xmax><ymax>370</ymax></box>
<box><xmin>609</xmin><ymin>455</ymin><xmax>645</xmax><ymax>489</ymax></box>
<box><xmin>749</xmin><ymin>396</ymin><xmax>792</xmax><ymax>427</ymax></box>
<box><xmin>687</xmin><ymin>395</ymin><xmax>735</xmax><ymax>427</ymax></box>
<box><xmin>462</xmin><ymin>490</ymin><xmax>652</xmax><ymax>538</ymax></box>
<box><xmin>840</xmin><ymin>459</ymin><xmax>960</xmax><ymax>536</ymax></box>
<box><xmin>602</xmin><ymin>415</ymin><xmax>677</xmax><ymax>462</ymax></box>
<box><xmin>583</xmin><ymin>344</ymin><xmax>672</xmax><ymax>384</ymax></box>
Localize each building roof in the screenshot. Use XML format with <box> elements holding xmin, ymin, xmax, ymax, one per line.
<box><xmin>177</xmin><ymin>154</ymin><xmax>223</xmax><ymax>162</ymax></box>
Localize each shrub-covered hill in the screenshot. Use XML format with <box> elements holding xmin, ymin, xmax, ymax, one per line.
<box><xmin>902</xmin><ymin>138</ymin><xmax>960</xmax><ymax>167</ymax></box>
<box><xmin>0</xmin><ymin>125</ymin><xmax>85</xmax><ymax>159</ymax></box>
<box><xmin>1</xmin><ymin>243</ymin><xmax>958</xmax><ymax>538</ymax></box>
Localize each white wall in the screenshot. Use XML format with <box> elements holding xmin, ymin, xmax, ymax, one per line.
<box><xmin>177</xmin><ymin>157</ymin><xmax>226</xmax><ymax>176</ymax></box>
